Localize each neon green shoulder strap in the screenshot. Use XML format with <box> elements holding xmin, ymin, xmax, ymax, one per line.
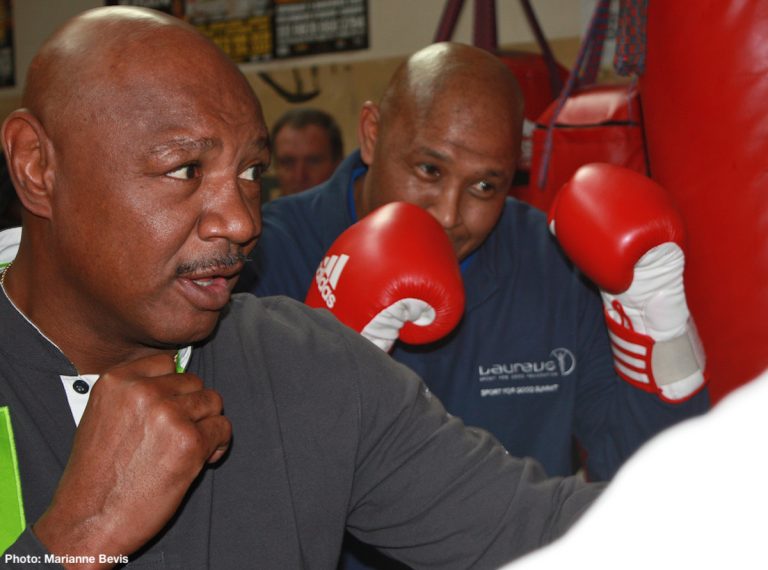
<box><xmin>0</xmin><ymin>406</ymin><xmax>25</xmax><ymax>553</ymax></box>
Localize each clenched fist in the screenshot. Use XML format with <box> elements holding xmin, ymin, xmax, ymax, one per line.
<box><xmin>33</xmin><ymin>353</ymin><xmax>231</xmax><ymax>568</ymax></box>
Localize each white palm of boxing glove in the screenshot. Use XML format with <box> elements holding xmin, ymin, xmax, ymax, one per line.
<box><xmin>602</xmin><ymin>242</ymin><xmax>705</xmax><ymax>401</ymax></box>
<box><xmin>361</xmin><ymin>299</ymin><xmax>436</xmax><ymax>352</ymax></box>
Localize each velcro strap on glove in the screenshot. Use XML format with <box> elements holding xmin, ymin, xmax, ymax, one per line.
<box><xmin>605</xmin><ymin>302</ymin><xmax>706</xmax><ymax>403</ymax></box>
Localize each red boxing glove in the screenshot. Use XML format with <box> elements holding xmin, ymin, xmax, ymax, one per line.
<box><xmin>305</xmin><ymin>202</ymin><xmax>465</xmax><ymax>351</ymax></box>
<box><xmin>549</xmin><ymin>163</ymin><xmax>706</xmax><ymax>403</ymax></box>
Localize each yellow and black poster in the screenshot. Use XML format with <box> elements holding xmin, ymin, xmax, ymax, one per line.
<box><xmin>108</xmin><ymin>0</ymin><xmax>368</xmax><ymax>63</ymax></box>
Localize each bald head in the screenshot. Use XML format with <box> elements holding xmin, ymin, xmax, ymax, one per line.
<box><xmin>380</xmin><ymin>42</ymin><xmax>524</xmax><ymax>133</ymax></box>
<box><xmin>24</xmin><ymin>7</ymin><xmax>255</xmax><ymax>139</ymax></box>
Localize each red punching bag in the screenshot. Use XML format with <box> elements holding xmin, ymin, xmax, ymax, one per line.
<box><xmin>641</xmin><ymin>1</ymin><xmax>768</xmax><ymax>403</ymax></box>
<box><xmin>521</xmin><ymin>0</ymin><xmax>648</xmax><ymax>214</ymax></box>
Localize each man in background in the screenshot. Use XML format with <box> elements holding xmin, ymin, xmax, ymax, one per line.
<box><xmin>268</xmin><ymin>107</ymin><xmax>343</xmax><ymax>200</ymax></box>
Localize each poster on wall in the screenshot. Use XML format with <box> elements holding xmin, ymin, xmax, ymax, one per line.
<box><xmin>274</xmin><ymin>0</ymin><xmax>368</xmax><ymax>59</ymax></box>
<box><xmin>106</xmin><ymin>0</ymin><xmax>368</xmax><ymax>63</ymax></box>
<box><xmin>0</xmin><ymin>0</ymin><xmax>14</xmax><ymax>87</ymax></box>
<box><xmin>105</xmin><ymin>0</ymin><xmax>185</xmax><ymax>17</ymax></box>
<box><xmin>185</xmin><ymin>0</ymin><xmax>273</xmax><ymax>62</ymax></box>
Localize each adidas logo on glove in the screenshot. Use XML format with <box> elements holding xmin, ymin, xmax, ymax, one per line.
<box><xmin>314</xmin><ymin>254</ymin><xmax>350</xmax><ymax>309</ymax></box>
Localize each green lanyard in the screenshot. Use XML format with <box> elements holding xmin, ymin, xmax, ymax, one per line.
<box><xmin>1</xmin><ymin>267</ymin><xmax>24</xmax><ymax>550</ymax></box>
<box><xmin>0</xmin><ymin>406</ymin><xmax>25</xmax><ymax>553</ymax></box>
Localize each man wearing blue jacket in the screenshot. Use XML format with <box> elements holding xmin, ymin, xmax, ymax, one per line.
<box><xmin>235</xmin><ymin>42</ymin><xmax>709</xmax><ymax>569</ymax></box>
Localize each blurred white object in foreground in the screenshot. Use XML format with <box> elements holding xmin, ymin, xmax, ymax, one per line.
<box><xmin>507</xmin><ymin>368</ymin><xmax>768</xmax><ymax>569</ymax></box>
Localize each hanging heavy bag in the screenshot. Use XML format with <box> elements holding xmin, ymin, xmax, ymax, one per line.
<box><xmin>516</xmin><ymin>0</ymin><xmax>648</xmax><ymax>213</ymax></box>
<box><xmin>641</xmin><ymin>1</ymin><xmax>768</xmax><ymax>403</ymax></box>
<box><xmin>498</xmin><ymin>50</ymin><xmax>568</xmax><ymax>181</ymax></box>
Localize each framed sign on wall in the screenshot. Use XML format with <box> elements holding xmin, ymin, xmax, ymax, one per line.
<box><xmin>106</xmin><ymin>0</ymin><xmax>368</xmax><ymax>63</ymax></box>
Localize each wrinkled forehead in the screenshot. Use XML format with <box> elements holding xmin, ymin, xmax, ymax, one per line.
<box><xmin>112</xmin><ymin>68</ymin><xmax>261</xmax><ymax>127</ymax></box>
<box><xmin>96</xmin><ymin>32</ymin><xmax>254</xmax><ymax>108</ymax></box>
<box><xmin>34</xmin><ymin>15</ymin><xmax>263</xmax><ymax>129</ymax></box>
<box><xmin>48</xmin><ymin>39</ymin><xmax>266</xmax><ymax>150</ymax></box>
<box><xmin>399</xmin><ymin>82</ymin><xmax>520</xmax><ymax>146</ymax></box>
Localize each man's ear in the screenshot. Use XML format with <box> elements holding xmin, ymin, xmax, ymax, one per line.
<box><xmin>357</xmin><ymin>101</ymin><xmax>380</xmax><ymax>166</ymax></box>
<box><xmin>2</xmin><ymin>110</ymin><xmax>55</xmax><ymax>219</ymax></box>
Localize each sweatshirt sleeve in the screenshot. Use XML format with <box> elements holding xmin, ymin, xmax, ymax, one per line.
<box><xmin>342</xmin><ymin>326</ymin><xmax>603</xmax><ymax>569</ymax></box>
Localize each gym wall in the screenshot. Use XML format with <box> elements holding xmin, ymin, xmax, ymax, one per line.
<box><xmin>0</xmin><ymin>1</ymin><xmax>586</xmax><ymax>155</ymax></box>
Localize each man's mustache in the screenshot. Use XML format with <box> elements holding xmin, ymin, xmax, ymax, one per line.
<box><xmin>176</xmin><ymin>251</ymin><xmax>249</xmax><ymax>276</ymax></box>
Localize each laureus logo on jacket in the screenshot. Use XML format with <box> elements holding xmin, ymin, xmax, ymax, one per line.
<box><xmin>477</xmin><ymin>348</ymin><xmax>576</xmax><ymax>397</ymax></box>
